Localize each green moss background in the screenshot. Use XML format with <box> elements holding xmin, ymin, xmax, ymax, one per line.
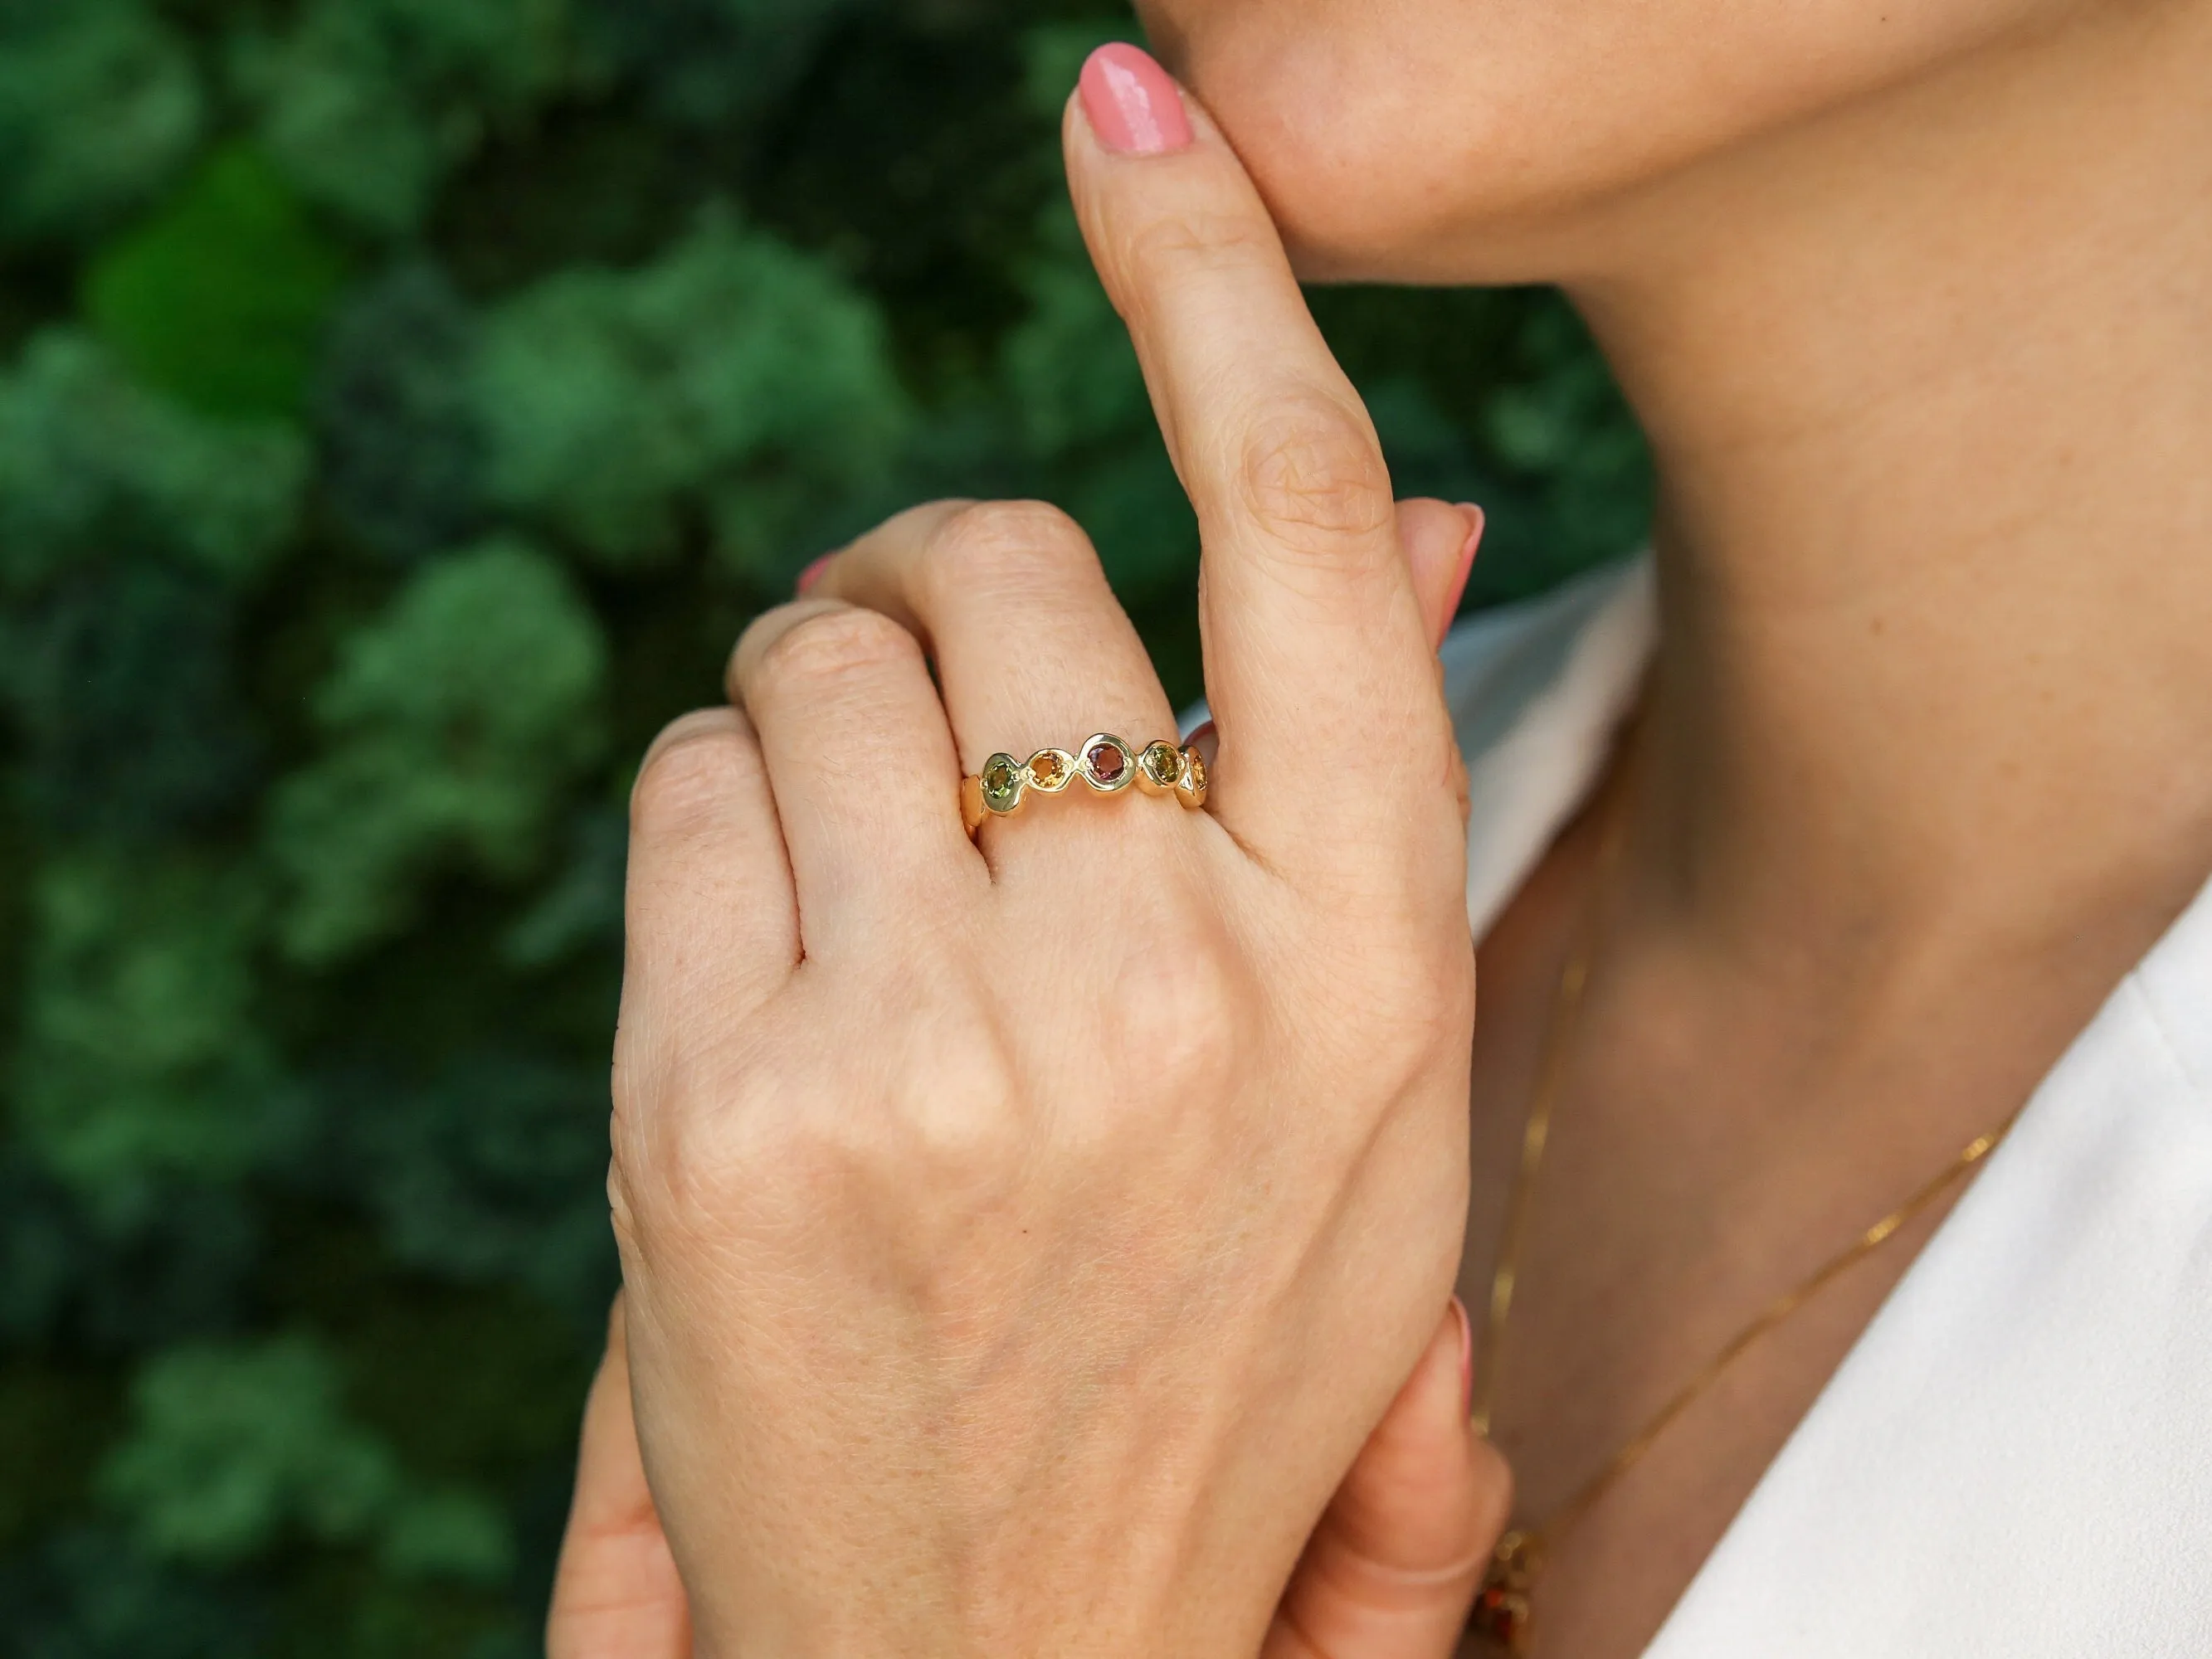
<box><xmin>0</xmin><ymin>2</ymin><xmax>1649</xmax><ymax>1652</ymax></box>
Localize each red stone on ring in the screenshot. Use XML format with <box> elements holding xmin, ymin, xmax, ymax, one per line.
<box><xmin>1085</xmin><ymin>741</ymin><xmax>1127</xmax><ymax>783</ymax></box>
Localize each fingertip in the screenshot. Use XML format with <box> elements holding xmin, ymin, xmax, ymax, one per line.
<box><xmin>1399</xmin><ymin>499</ymin><xmax>1485</xmax><ymax>649</ymax></box>
<box><xmin>1357</xmin><ymin>1299</ymin><xmax>1481</xmax><ymax>1485</ymax></box>
<box><xmin>1399</xmin><ymin>497</ymin><xmax>1467</xmax><ymax>567</ymax></box>
<box><xmin>1442</xmin><ymin>504</ymin><xmax>1484</xmax><ymax>642</ymax></box>
<box><xmin>1076</xmin><ymin>42</ymin><xmax>1194</xmax><ymax>157</ymax></box>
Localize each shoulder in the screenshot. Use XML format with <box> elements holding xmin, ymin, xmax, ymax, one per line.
<box><xmin>1442</xmin><ymin>554</ymin><xmax>1654</xmax><ymax>938</ymax></box>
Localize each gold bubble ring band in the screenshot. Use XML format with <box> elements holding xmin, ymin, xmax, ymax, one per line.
<box><xmin>961</xmin><ymin>733</ymin><xmax>1208</xmax><ymax>838</ymax></box>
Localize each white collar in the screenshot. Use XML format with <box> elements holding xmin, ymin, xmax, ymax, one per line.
<box><xmin>1444</xmin><ymin>555</ymin><xmax>1655</xmax><ymax>940</ymax></box>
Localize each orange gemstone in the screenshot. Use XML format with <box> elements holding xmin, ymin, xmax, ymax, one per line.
<box><xmin>1030</xmin><ymin>751</ymin><xmax>1067</xmax><ymax>786</ymax></box>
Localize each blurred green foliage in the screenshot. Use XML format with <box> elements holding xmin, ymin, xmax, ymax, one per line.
<box><xmin>269</xmin><ymin>538</ymin><xmax>609</xmax><ymax>964</ymax></box>
<box><xmin>476</xmin><ymin>212</ymin><xmax>910</xmax><ymax>576</ymax></box>
<box><xmin>84</xmin><ymin>145</ymin><xmax>350</xmax><ymax>420</ymax></box>
<box><xmin>0</xmin><ymin>1</ymin><xmax>1649</xmax><ymax>1652</ymax></box>
<box><xmin>0</xmin><ymin>2</ymin><xmax>204</xmax><ymax>248</ymax></box>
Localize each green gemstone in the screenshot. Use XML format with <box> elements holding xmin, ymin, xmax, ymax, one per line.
<box><xmin>980</xmin><ymin>753</ymin><xmax>1023</xmax><ymax>812</ymax></box>
<box><xmin>1143</xmin><ymin>742</ymin><xmax>1182</xmax><ymax>787</ymax></box>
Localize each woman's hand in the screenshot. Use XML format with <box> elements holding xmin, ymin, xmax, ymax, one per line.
<box><xmin>548</xmin><ymin>1293</ymin><xmax>1508</xmax><ymax>1659</ymax></box>
<box><xmin>551</xmin><ymin>485</ymin><xmax>1493</xmax><ymax>1657</ymax></box>
<box><xmin>603</xmin><ymin>45</ymin><xmax>1491</xmax><ymax>1656</ymax></box>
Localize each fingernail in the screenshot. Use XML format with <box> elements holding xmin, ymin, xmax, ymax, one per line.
<box><xmin>794</xmin><ymin>553</ymin><xmax>833</xmax><ymax>595</ymax></box>
<box><xmin>1451</xmin><ymin>1294</ymin><xmax>1474</xmax><ymax>1415</ymax></box>
<box><xmin>1079</xmin><ymin>43</ymin><xmax>1194</xmax><ymax>156</ymax></box>
<box><xmin>1435</xmin><ymin>504</ymin><xmax>1484</xmax><ymax>646</ymax></box>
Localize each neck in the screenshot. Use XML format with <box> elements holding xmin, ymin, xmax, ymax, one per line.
<box><xmin>1571</xmin><ymin>2</ymin><xmax>2212</xmax><ymax>976</ymax></box>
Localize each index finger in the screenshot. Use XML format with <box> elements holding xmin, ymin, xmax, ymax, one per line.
<box><xmin>1065</xmin><ymin>46</ymin><xmax>1455</xmax><ymax>860</ymax></box>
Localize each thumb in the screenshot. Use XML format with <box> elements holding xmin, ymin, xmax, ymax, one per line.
<box><xmin>1264</xmin><ymin>1297</ymin><xmax>1513</xmax><ymax>1659</ymax></box>
<box><xmin>547</xmin><ymin>1295</ymin><xmax>691</xmax><ymax>1659</ymax></box>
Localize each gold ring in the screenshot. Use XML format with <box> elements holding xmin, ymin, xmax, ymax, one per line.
<box><xmin>961</xmin><ymin>733</ymin><xmax>1208</xmax><ymax>837</ymax></box>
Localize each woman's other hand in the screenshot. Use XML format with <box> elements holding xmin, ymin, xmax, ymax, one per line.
<box><xmin>606</xmin><ymin>45</ymin><xmax>1487</xmax><ymax>1655</ymax></box>
<box><xmin>548</xmin><ymin>1295</ymin><xmax>1509</xmax><ymax>1659</ymax></box>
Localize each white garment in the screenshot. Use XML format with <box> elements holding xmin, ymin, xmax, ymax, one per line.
<box><xmin>1444</xmin><ymin>557</ymin><xmax>2212</xmax><ymax>1657</ymax></box>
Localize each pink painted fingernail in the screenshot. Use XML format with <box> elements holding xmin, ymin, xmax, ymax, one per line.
<box><xmin>1079</xmin><ymin>44</ymin><xmax>1193</xmax><ymax>156</ymax></box>
<box><xmin>1435</xmin><ymin>504</ymin><xmax>1485</xmax><ymax>646</ymax></box>
<box><xmin>1452</xmin><ymin>1295</ymin><xmax>1475</xmax><ymax>1414</ymax></box>
<box><xmin>794</xmin><ymin>553</ymin><xmax>833</xmax><ymax>595</ymax></box>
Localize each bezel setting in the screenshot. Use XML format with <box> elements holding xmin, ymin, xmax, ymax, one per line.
<box><xmin>977</xmin><ymin>752</ymin><xmax>1026</xmax><ymax>815</ymax></box>
<box><xmin>1026</xmin><ymin>748</ymin><xmax>1079</xmax><ymax>793</ymax></box>
<box><xmin>1137</xmin><ymin>740</ymin><xmax>1184</xmax><ymax>794</ymax></box>
<box><xmin>959</xmin><ymin>734</ymin><xmax>1206</xmax><ymax>835</ymax></box>
<box><xmin>1176</xmin><ymin>744</ymin><xmax>1208</xmax><ymax>807</ymax></box>
<box><xmin>1078</xmin><ymin>733</ymin><xmax>1136</xmax><ymax>792</ymax></box>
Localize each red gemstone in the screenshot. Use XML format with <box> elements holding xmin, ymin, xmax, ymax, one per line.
<box><xmin>1086</xmin><ymin>741</ymin><xmax>1126</xmax><ymax>782</ymax></box>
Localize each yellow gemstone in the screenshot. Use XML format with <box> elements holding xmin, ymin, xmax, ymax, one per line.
<box><xmin>1177</xmin><ymin>747</ymin><xmax>1209</xmax><ymax>805</ymax></box>
<box><xmin>1029</xmin><ymin>751</ymin><xmax>1068</xmax><ymax>787</ymax></box>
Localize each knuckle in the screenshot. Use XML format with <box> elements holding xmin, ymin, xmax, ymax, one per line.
<box><xmin>606</xmin><ymin>1052</ymin><xmax>694</xmax><ymax>1245</ymax></box>
<box><xmin>1235</xmin><ymin>390</ymin><xmax>1394</xmax><ymax>550</ymax></box>
<box><xmin>604</xmin><ymin>1151</ymin><xmax>644</xmax><ymax>1261</ymax></box>
<box><xmin>1373</xmin><ymin>941</ymin><xmax>1478</xmax><ymax>1090</ymax></box>
<box><xmin>925</xmin><ymin>499</ymin><xmax>1091</xmax><ymax>596</ymax></box>
<box><xmin>831</xmin><ymin>970</ymin><xmax>1026</xmax><ymax>1178</ymax></box>
<box><xmin>631</xmin><ymin>710</ymin><xmax>748</xmax><ymax>834</ymax></box>
<box><xmin>612</xmin><ymin>1048</ymin><xmax>784</xmax><ymax>1252</ymax></box>
<box><xmin>1291</xmin><ymin>916</ymin><xmax>1473</xmax><ymax>1112</ymax></box>
<box><xmin>1118</xmin><ymin>206</ymin><xmax>1279</xmax><ymax>299</ymax></box>
<box><xmin>604</xmin><ymin>1084</ymin><xmax>659</xmax><ymax>1262</ymax></box>
<box><xmin>612</xmin><ymin>988</ymin><xmax>1034</xmax><ymax>1267</ymax></box>
<box><xmin>1099</xmin><ymin>931</ymin><xmax>1245</xmax><ymax>1105</ymax></box>
<box><xmin>755</xmin><ymin>605</ymin><xmax>919</xmax><ymax>694</ymax></box>
<box><xmin>879</xmin><ymin>1020</ymin><xmax>1027</xmax><ymax>1182</ymax></box>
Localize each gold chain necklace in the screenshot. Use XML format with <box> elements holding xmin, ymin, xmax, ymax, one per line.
<box><xmin>1464</xmin><ymin>809</ymin><xmax>2026</xmax><ymax>1655</ymax></box>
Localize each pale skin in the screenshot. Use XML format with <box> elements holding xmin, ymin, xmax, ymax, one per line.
<box><xmin>551</xmin><ymin>0</ymin><xmax>2212</xmax><ymax>1654</ymax></box>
